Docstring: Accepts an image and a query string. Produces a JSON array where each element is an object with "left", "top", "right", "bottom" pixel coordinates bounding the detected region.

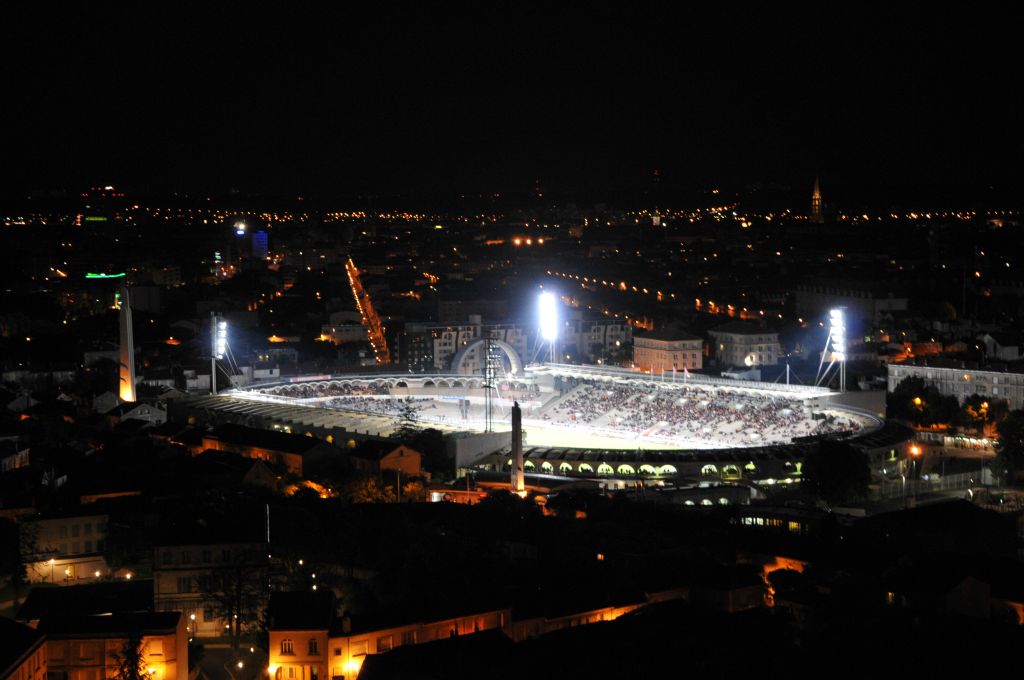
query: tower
[
  {"left": 118, "top": 285, "right": 136, "bottom": 403},
  {"left": 510, "top": 401, "right": 525, "bottom": 495},
  {"left": 252, "top": 230, "right": 269, "bottom": 260},
  {"left": 811, "top": 177, "right": 824, "bottom": 224}
]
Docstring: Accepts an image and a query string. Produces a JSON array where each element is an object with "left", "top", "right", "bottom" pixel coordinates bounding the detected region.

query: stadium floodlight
[
  {"left": 215, "top": 319, "right": 228, "bottom": 359},
  {"left": 828, "top": 307, "right": 847, "bottom": 392},
  {"left": 829, "top": 308, "right": 845, "bottom": 361},
  {"left": 539, "top": 292, "right": 558, "bottom": 342}
]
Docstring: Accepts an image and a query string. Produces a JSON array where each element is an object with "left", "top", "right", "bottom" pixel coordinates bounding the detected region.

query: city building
[
  {"left": 41, "top": 612, "right": 187, "bottom": 680},
  {"left": 793, "top": 280, "right": 908, "bottom": 326},
  {"left": 561, "top": 314, "right": 633, "bottom": 364},
  {"left": 20, "top": 513, "right": 110, "bottom": 584},
  {"left": 887, "top": 360, "right": 1024, "bottom": 410},
  {"left": 350, "top": 442, "right": 422, "bottom": 478},
  {"left": 632, "top": 329, "right": 703, "bottom": 374},
  {"left": 0, "top": 617, "right": 46, "bottom": 680},
  {"left": 267, "top": 592, "right": 510, "bottom": 680},
  {"left": 708, "top": 321, "right": 781, "bottom": 368},
  {"left": 199, "top": 423, "right": 340, "bottom": 477},
  {"left": 153, "top": 519, "right": 268, "bottom": 639},
  {"left": 252, "top": 230, "right": 269, "bottom": 260},
  {"left": 401, "top": 318, "right": 529, "bottom": 374}
]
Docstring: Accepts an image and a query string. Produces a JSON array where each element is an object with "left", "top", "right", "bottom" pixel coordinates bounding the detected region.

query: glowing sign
[
  {"left": 84, "top": 216, "right": 108, "bottom": 222},
  {"left": 85, "top": 272, "right": 126, "bottom": 279}
]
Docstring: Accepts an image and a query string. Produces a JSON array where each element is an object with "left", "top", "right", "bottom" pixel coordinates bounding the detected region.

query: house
[
  {"left": 152, "top": 511, "right": 269, "bottom": 638},
  {"left": 0, "top": 617, "right": 46, "bottom": 680},
  {"left": 17, "top": 580, "right": 154, "bottom": 628},
  {"left": 40, "top": 612, "right": 187, "bottom": 680},
  {"left": 200, "top": 423, "right": 340, "bottom": 477},
  {"left": 90, "top": 392, "right": 120, "bottom": 415},
  {"left": 19, "top": 512, "right": 111, "bottom": 584},
  {"left": 349, "top": 442, "right": 422, "bottom": 478},
  {"left": 978, "top": 333, "right": 1022, "bottom": 362},
  {"left": 106, "top": 403, "right": 167, "bottom": 429},
  {"left": 708, "top": 321, "right": 781, "bottom": 368},
  {"left": 632, "top": 328, "right": 703, "bottom": 374},
  {"left": 267, "top": 592, "right": 510, "bottom": 680}
]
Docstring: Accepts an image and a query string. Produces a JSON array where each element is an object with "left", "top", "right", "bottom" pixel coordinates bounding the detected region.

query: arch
[
  {"left": 722, "top": 464, "right": 740, "bottom": 478},
  {"left": 658, "top": 465, "right": 678, "bottom": 475},
  {"left": 395, "top": 381, "right": 408, "bottom": 388},
  {"left": 718, "top": 497, "right": 729, "bottom": 505},
  {"left": 559, "top": 462, "right": 573, "bottom": 473},
  {"left": 523, "top": 461, "right": 535, "bottom": 470},
  {"left": 450, "top": 338, "right": 524, "bottom": 376},
  {"left": 744, "top": 461, "right": 757, "bottom": 472},
  {"left": 423, "top": 380, "right": 436, "bottom": 388},
  {"left": 701, "top": 499, "right": 713, "bottom": 506},
  {"left": 578, "top": 463, "right": 594, "bottom": 473},
  {"left": 541, "top": 461, "right": 554, "bottom": 473},
  {"left": 597, "top": 463, "right": 614, "bottom": 475},
  {"left": 617, "top": 464, "right": 636, "bottom": 475},
  {"left": 701, "top": 464, "right": 718, "bottom": 475},
  {"left": 638, "top": 464, "right": 657, "bottom": 475}
]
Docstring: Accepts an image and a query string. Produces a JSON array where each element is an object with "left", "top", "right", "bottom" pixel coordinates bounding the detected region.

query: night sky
[{"left": 3, "top": 4, "right": 1020, "bottom": 200}]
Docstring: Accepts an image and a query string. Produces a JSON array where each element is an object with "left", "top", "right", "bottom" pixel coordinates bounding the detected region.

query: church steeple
[{"left": 811, "top": 176, "right": 824, "bottom": 224}]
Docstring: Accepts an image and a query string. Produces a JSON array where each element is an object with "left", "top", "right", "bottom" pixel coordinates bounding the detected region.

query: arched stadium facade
[{"left": 175, "top": 363, "right": 913, "bottom": 485}]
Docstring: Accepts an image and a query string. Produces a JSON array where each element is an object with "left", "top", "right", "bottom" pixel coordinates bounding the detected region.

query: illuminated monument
[
  {"left": 118, "top": 285, "right": 136, "bottom": 402},
  {"left": 811, "top": 176, "right": 824, "bottom": 224},
  {"left": 510, "top": 401, "right": 525, "bottom": 495}
]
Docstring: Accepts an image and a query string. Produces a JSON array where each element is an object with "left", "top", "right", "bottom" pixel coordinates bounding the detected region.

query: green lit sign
[
  {"left": 84, "top": 216, "right": 109, "bottom": 222},
  {"left": 85, "top": 272, "right": 126, "bottom": 279}
]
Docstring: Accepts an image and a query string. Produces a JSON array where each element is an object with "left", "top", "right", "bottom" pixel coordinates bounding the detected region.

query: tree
[
  {"left": 344, "top": 476, "right": 396, "bottom": 503},
  {"left": 887, "top": 376, "right": 958, "bottom": 427},
  {"left": 395, "top": 397, "right": 422, "bottom": 440},
  {"left": 411, "top": 428, "right": 449, "bottom": 476},
  {"left": 195, "top": 551, "right": 268, "bottom": 657},
  {"left": 801, "top": 440, "right": 870, "bottom": 505},
  {"left": 993, "top": 410, "right": 1024, "bottom": 483},
  {"left": 956, "top": 395, "right": 1009, "bottom": 435},
  {"left": 110, "top": 629, "right": 146, "bottom": 680},
  {"left": 401, "top": 480, "right": 427, "bottom": 502}
]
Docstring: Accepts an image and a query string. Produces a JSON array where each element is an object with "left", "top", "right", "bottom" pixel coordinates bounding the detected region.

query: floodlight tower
[
  {"left": 211, "top": 313, "right": 227, "bottom": 395},
  {"left": 829, "top": 307, "right": 847, "bottom": 393},
  {"left": 538, "top": 291, "right": 559, "bottom": 363}
]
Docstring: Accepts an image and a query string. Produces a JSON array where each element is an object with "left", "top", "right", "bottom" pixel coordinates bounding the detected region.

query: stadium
[{"left": 176, "top": 356, "right": 905, "bottom": 487}]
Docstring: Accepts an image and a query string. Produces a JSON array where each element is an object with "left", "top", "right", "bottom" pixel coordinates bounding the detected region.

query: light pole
[{"left": 49, "top": 558, "right": 55, "bottom": 583}]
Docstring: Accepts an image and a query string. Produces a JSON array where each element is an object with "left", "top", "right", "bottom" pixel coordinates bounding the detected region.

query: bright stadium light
[
  {"left": 212, "top": 315, "right": 228, "bottom": 395},
  {"left": 829, "top": 308, "right": 845, "bottom": 361},
  {"left": 539, "top": 292, "right": 558, "bottom": 342},
  {"left": 828, "top": 307, "right": 846, "bottom": 392},
  {"left": 215, "top": 320, "right": 228, "bottom": 359}
]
